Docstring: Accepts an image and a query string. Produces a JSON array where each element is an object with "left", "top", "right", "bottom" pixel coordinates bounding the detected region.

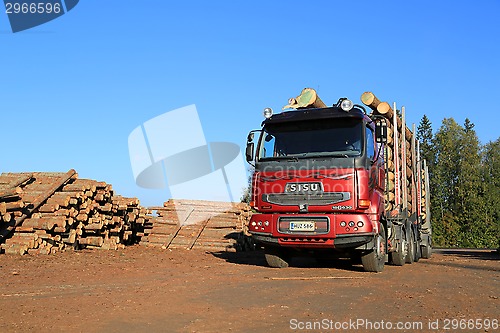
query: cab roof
[{"left": 262, "top": 106, "right": 369, "bottom": 126}]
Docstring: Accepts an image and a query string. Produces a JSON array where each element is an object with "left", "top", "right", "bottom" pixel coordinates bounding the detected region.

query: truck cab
[{"left": 246, "top": 99, "right": 388, "bottom": 272}]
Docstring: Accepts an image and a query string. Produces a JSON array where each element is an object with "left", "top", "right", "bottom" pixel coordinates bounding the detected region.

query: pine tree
[{"left": 417, "top": 114, "right": 435, "bottom": 168}]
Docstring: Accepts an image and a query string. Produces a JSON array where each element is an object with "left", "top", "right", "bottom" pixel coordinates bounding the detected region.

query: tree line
[{"left": 417, "top": 115, "right": 499, "bottom": 248}]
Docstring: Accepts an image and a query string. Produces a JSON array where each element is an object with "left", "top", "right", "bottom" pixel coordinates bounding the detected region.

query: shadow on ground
[
  {"left": 210, "top": 250, "right": 366, "bottom": 272},
  {"left": 434, "top": 248, "right": 499, "bottom": 261},
  {"left": 419, "top": 248, "right": 500, "bottom": 272}
]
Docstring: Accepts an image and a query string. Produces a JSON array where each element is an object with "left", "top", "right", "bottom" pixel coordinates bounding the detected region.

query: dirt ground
[{"left": 0, "top": 247, "right": 498, "bottom": 333}]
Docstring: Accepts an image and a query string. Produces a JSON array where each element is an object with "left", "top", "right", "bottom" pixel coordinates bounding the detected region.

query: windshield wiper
[
  {"left": 261, "top": 152, "right": 352, "bottom": 161},
  {"left": 328, "top": 153, "right": 350, "bottom": 158},
  {"left": 299, "top": 152, "right": 351, "bottom": 158}
]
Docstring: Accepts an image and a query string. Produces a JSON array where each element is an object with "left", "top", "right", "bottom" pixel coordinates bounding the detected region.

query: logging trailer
[{"left": 245, "top": 89, "right": 431, "bottom": 272}]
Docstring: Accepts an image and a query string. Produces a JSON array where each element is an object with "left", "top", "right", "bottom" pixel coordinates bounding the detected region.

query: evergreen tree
[{"left": 417, "top": 115, "right": 435, "bottom": 168}]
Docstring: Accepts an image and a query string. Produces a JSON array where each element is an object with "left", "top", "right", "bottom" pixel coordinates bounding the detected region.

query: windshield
[{"left": 258, "top": 118, "right": 363, "bottom": 160}]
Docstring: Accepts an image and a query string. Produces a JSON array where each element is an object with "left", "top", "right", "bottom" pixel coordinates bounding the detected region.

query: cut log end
[
  {"left": 283, "top": 88, "right": 327, "bottom": 110},
  {"left": 360, "top": 92, "right": 381, "bottom": 111}
]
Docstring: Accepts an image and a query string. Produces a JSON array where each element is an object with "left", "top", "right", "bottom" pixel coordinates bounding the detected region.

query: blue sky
[{"left": 1, "top": 1, "right": 499, "bottom": 206}]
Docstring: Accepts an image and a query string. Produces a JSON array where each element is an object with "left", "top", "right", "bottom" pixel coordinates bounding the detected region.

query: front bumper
[{"left": 251, "top": 231, "right": 374, "bottom": 249}]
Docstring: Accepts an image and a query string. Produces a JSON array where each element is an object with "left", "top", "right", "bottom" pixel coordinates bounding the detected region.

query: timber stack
[
  {"left": 0, "top": 173, "right": 30, "bottom": 230},
  {"left": 361, "top": 92, "right": 425, "bottom": 218},
  {"left": 140, "top": 200, "right": 252, "bottom": 252},
  {"left": 0, "top": 170, "right": 150, "bottom": 255},
  {"left": 0, "top": 170, "right": 254, "bottom": 255}
]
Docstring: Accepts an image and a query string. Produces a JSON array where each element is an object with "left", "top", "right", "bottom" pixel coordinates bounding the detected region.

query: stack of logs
[
  {"left": 0, "top": 171, "right": 150, "bottom": 255},
  {"left": 0, "top": 170, "right": 254, "bottom": 255},
  {"left": 361, "top": 92, "right": 417, "bottom": 216},
  {"left": 0, "top": 174, "right": 31, "bottom": 231},
  {"left": 420, "top": 162, "right": 429, "bottom": 223},
  {"left": 140, "top": 200, "right": 252, "bottom": 252}
]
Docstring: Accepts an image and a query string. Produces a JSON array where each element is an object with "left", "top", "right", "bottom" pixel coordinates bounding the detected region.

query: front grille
[
  {"left": 278, "top": 216, "right": 330, "bottom": 234},
  {"left": 262, "top": 192, "right": 350, "bottom": 206}
]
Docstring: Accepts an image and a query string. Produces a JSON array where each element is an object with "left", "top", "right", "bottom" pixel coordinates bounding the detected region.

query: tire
[
  {"left": 405, "top": 228, "right": 415, "bottom": 264},
  {"left": 421, "top": 243, "right": 432, "bottom": 259},
  {"left": 361, "top": 224, "right": 386, "bottom": 273},
  {"left": 390, "top": 227, "right": 407, "bottom": 266},
  {"left": 414, "top": 236, "right": 421, "bottom": 262},
  {"left": 264, "top": 247, "right": 290, "bottom": 268},
  {"left": 315, "top": 256, "right": 332, "bottom": 266},
  {"left": 236, "top": 233, "right": 255, "bottom": 252}
]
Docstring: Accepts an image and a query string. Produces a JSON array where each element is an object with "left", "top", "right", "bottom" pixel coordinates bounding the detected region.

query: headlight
[
  {"left": 341, "top": 99, "right": 353, "bottom": 112},
  {"left": 263, "top": 107, "right": 273, "bottom": 119}
]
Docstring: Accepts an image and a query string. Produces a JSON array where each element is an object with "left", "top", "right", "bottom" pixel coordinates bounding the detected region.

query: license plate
[{"left": 289, "top": 221, "right": 315, "bottom": 231}]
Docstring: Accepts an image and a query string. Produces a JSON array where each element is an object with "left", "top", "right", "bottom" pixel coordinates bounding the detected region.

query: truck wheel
[
  {"left": 264, "top": 247, "right": 290, "bottom": 268},
  {"left": 405, "top": 229, "right": 415, "bottom": 264},
  {"left": 361, "top": 225, "right": 386, "bottom": 273},
  {"left": 389, "top": 227, "right": 407, "bottom": 266},
  {"left": 414, "top": 236, "right": 421, "bottom": 262},
  {"left": 421, "top": 244, "right": 432, "bottom": 259}
]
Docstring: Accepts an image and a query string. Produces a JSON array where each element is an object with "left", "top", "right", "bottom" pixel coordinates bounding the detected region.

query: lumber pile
[
  {"left": 361, "top": 92, "right": 419, "bottom": 216},
  {"left": 140, "top": 200, "right": 252, "bottom": 252},
  {"left": 0, "top": 170, "right": 254, "bottom": 255},
  {"left": 420, "top": 162, "right": 429, "bottom": 225},
  {"left": 0, "top": 173, "right": 31, "bottom": 229},
  {"left": 0, "top": 170, "right": 78, "bottom": 254},
  {"left": 0, "top": 171, "right": 150, "bottom": 255}
]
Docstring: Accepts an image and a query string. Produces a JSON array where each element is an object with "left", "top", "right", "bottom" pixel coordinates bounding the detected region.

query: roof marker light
[
  {"left": 341, "top": 99, "right": 353, "bottom": 112},
  {"left": 263, "top": 107, "right": 273, "bottom": 119}
]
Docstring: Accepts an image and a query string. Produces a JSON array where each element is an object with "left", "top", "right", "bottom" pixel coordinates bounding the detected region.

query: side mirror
[
  {"left": 375, "top": 120, "right": 388, "bottom": 143},
  {"left": 246, "top": 130, "right": 261, "bottom": 164},
  {"left": 246, "top": 142, "right": 254, "bottom": 162}
]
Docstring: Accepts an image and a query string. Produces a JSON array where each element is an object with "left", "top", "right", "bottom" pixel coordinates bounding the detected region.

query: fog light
[
  {"left": 348, "top": 221, "right": 355, "bottom": 227},
  {"left": 357, "top": 221, "right": 364, "bottom": 227},
  {"left": 354, "top": 227, "right": 358, "bottom": 231},
  {"left": 340, "top": 221, "right": 346, "bottom": 227}
]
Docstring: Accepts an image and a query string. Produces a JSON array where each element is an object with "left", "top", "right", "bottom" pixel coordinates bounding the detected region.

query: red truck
[{"left": 245, "top": 89, "right": 431, "bottom": 272}]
